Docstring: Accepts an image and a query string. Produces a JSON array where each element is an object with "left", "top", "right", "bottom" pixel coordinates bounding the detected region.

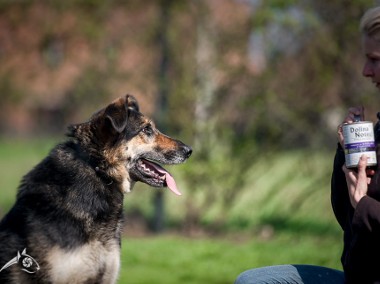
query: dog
[{"left": 0, "top": 95, "right": 192, "bottom": 283}]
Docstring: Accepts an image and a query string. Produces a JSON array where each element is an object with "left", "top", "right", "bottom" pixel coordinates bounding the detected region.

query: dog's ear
[
  {"left": 105, "top": 100, "right": 128, "bottom": 134},
  {"left": 126, "top": 94, "right": 139, "bottom": 112},
  {"left": 104, "top": 95, "right": 140, "bottom": 133}
]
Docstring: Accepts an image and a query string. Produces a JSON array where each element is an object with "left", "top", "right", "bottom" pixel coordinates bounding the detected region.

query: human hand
[
  {"left": 337, "top": 106, "right": 365, "bottom": 147},
  {"left": 342, "top": 154, "right": 373, "bottom": 209}
]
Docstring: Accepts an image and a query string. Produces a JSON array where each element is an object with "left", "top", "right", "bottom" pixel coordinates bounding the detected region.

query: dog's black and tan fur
[{"left": 0, "top": 95, "right": 192, "bottom": 283}]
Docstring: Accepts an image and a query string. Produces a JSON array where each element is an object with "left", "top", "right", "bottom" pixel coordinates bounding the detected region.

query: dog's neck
[{"left": 68, "top": 140, "right": 115, "bottom": 186}]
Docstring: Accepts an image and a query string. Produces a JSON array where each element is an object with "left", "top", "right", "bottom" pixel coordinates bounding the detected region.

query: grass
[
  {"left": 119, "top": 233, "right": 342, "bottom": 284},
  {"left": 0, "top": 138, "right": 343, "bottom": 283},
  {"left": 0, "top": 137, "right": 59, "bottom": 215}
]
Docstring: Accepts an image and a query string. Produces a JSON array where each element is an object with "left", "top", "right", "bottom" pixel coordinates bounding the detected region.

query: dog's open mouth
[{"left": 136, "top": 159, "right": 181, "bottom": 195}]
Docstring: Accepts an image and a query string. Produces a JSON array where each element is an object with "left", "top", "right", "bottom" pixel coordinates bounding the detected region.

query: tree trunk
[{"left": 151, "top": 0, "right": 172, "bottom": 233}]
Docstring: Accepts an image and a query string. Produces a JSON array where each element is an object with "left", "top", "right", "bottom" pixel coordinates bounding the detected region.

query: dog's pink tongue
[
  {"left": 150, "top": 163, "right": 182, "bottom": 196},
  {"left": 163, "top": 172, "right": 182, "bottom": 196}
]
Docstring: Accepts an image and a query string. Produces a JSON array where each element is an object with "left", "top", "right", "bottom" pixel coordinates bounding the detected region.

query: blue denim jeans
[{"left": 234, "top": 265, "right": 345, "bottom": 284}]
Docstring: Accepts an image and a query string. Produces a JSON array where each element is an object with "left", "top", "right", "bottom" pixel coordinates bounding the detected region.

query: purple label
[{"left": 345, "top": 141, "right": 376, "bottom": 149}]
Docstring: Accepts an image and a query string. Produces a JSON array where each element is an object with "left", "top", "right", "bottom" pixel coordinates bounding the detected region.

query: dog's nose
[{"left": 183, "top": 145, "right": 192, "bottom": 159}]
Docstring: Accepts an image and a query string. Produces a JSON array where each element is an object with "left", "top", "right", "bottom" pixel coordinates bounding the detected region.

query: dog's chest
[{"left": 45, "top": 240, "right": 120, "bottom": 284}]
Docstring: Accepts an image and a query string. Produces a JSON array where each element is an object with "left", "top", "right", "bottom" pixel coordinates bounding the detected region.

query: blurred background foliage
[{"left": 1, "top": 0, "right": 380, "bottom": 238}]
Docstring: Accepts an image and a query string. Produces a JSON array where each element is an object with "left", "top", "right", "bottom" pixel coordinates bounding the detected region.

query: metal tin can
[{"left": 342, "top": 121, "right": 377, "bottom": 168}]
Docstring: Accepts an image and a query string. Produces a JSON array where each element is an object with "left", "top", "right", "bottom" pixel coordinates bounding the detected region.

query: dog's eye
[{"left": 142, "top": 125, "right": 153, "bottom": 136}]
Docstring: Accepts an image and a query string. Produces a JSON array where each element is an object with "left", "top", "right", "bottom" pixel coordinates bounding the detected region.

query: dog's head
[{"left": 69, "top": 95, "right": 192, "bottom": 195}]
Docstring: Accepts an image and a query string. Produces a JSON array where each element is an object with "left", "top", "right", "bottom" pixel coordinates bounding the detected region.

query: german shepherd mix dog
[{"left": 0, "top": 95, "right": 192, "bottom": 283}]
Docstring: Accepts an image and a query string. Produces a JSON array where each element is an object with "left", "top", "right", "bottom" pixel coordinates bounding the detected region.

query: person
[{"left": 235, "top": 5, "right": 380, "bottom": 284}]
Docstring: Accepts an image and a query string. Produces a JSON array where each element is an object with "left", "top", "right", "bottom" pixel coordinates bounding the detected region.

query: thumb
[{"left": 357, "top": 154, "right": 368, "bottom": 183}]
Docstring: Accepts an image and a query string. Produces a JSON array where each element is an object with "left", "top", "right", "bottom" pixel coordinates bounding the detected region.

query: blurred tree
[
  {"left": 175, "top": 0, "right": 380, "bottom": 229},
  {"left": 150, "top": 0, "right": 173, "bottom": 233},
  {"left": 1, "top": 0, "right": 379, "bottom": 231},
  {"left": 222, "top": 0, "right": 378, "bottom": 150}
]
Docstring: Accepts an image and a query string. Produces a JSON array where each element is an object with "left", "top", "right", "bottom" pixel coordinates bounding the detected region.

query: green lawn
[
  {"left": 0, "top": 138, "right": 59, "bottom": 215},
  {"left": 0, "top": 138, "right": 343, "bottom": 283},
  {"left": 119, "top": 233, "right": 341, "bottom": 284}
]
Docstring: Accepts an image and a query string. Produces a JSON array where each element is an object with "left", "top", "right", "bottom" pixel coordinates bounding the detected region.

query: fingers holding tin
[{"left": 346, "top": 106, "right": 365, "bottom": 123}]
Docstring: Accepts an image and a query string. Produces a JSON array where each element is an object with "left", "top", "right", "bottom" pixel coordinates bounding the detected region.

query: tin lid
[{"left": 343, "top": 121, "right": 374, "bottom": 125}]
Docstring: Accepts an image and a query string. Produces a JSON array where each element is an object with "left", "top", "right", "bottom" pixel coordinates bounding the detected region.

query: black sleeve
[
  {"left": 353, "top": 195, "right": 380, "bottom": 234},
  {"left": 331, "top": 143, "right": 352, "bottom": 230}
]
